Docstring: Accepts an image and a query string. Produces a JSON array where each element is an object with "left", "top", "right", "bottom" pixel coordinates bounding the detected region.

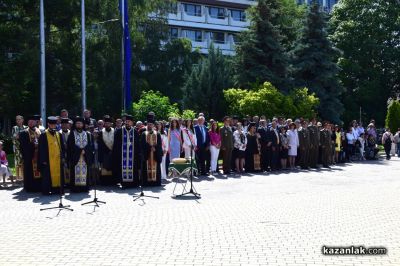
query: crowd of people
[{"left": 1, "top": 108, "right": 400, "bottom": 195}]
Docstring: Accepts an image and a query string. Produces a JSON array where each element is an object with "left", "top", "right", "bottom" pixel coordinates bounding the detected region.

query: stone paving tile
[{"left": 0, "top": 157, "right": 399, "bottom": 265}]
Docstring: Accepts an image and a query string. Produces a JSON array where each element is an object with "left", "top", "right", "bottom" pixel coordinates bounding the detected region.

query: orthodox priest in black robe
[
  {"left": 38, "top": 117, "right": 65, "bottom": 195},
  {"left": 67, "top": 117, "right": 94, "bottom": 192},
  {"left": 19, "top": 115, "right": 42, "bottom": 192},
  {"left": 140, "top": 114, "right": 162, "bottom": 187},
  {"left": 59, "top": 118, "right": 71, "bottom": 186},
  {"left": 98, "top": 115, "right": 116, "bottom": 185},
  {"left": 112, "top": 115, "right": 139, "bottom": 188}
]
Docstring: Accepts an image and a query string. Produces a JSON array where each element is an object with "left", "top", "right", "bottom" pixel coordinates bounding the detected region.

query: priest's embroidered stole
[{"left": 122, "top": 127, "right": 134, "bottom": 182}]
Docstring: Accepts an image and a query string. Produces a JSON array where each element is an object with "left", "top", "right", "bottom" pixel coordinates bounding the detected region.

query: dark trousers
[
  {"left": 222, "top": 148, "right": 232, "bottom": 173},
  {"left": 260, "top": 144, "right": 268, "bottom": 171},
  {"left": 267, "top": 146, "right": 279, "bottom": 170},
  {"left": 346, "top": 144, "right": 354, "bottom": 161},
  {"left": 196, "top": 146, "right": 208, "bottom": 175},
  {"left": 384, "top": 143, "right": 391, "bottom": 159},
  {"left": 309, "top": 146, "right": 319, "bottom": 167}
]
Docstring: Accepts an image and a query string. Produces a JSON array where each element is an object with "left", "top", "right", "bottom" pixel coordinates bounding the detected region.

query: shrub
[{"left": 385, "top": 99, "right": 400, "bottom": 133}]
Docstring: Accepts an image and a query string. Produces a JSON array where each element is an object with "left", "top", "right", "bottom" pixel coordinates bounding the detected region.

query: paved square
[{"left": 0, "top": 157, "right": 399, "bottom": 266}]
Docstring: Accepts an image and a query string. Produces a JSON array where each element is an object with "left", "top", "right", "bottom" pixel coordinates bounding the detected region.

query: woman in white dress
[
  {"left": 156, "top": 122, "right": 169, "bottom": 180},
  {"left": 287, "top": 122, "right": 299, "bottom": 170},
  {"left": 182, "top": 119, "right": 197, "bottom": 159}
]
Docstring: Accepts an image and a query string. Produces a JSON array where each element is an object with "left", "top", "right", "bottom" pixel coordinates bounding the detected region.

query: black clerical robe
[
  {"left": 19, "top": 128, "right": 42, "bottom": 192},
  {"left": 67, "top": 130, "right": 93, "bottom": 192},
  {"left": 98, "top": 128, "right": 116, "bottom": 185},
  {"left": 112, "top": 127, "right": 139, "bottom": 188},
  {"left": 38, "top": 130, "right": 64, "bottom": 195},
  {"left": 140, "top": 130, "right": 162, "bottom": 187}
]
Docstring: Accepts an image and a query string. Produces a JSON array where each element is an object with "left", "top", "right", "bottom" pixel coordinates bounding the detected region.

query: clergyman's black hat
[
  {"left": 74, "top": 116, "right": 84, "bottom": 124},
  {"left": 47, "top": 116, "right": 58, "bottom": 124},
  {"left": 125, "top": 115, "right": 134, "bottom": 121}
]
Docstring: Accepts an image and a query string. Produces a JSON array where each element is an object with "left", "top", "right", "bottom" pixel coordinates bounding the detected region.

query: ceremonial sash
[
  {"left": 28, "top": 128, "right": 41, "bottom": 178},
  {"left": 168, "top": 129, "right": 182, "bottom": 154},
  {"left": 45, "top": 130, "right": 61, "bottom": 187},
  {"left": 146, "top": 131, "right": 157, "bottom": 182},
  {"left": 161, "top": 135, "right": 167, "bottom": 153},
  {"left": 186, "top": 129, "right": 195, "bottom": 146},
  {"left": 102, "top": 128, "right": 114, "bottom": 150},
  {"left": 122, "top": 127, "right": 134, "bottom": 182},
  {"left": 74, "top": 131, "right": 88, "bottom": 186}
]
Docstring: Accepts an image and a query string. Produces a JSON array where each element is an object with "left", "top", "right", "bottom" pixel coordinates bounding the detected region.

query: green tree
[
  {"left": 330, "top": 0, "right": 400, "bottom": 125},
  {"left": 132, "top": 90, "right": 179, "bottom": 121},
  {"left": 233, "top": 0, "right": 290, "bottom": 91},
  {"left": 182, "top": 45, "right": 233, "bottom": 119},
  {"left": 181, "top": 109, "right": 196, "bottom": 120},
  {"left": 288, "top": 87, "right": 320, "bottom": 119},
  {"left": 223, "top": 82, "right": 319, "bottom": 119},
  {"left": 0, "top": 0, "right": 187, "bottom": 122},
  {"left": 385, "top": 99, "right": 400, "bottom": 133},
  {"left": 277, "top": 0, "right": 306, "bottom": 51},
  {"left": 292, "top": 2, "right": 343, "bottom": 123}
]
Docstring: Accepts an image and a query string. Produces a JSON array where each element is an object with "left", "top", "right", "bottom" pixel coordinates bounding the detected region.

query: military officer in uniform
[
  {"left": 308, "top": 118, "right": 320, "bottom": 168},
  {"left": 220, "top": 116, "right": 233, "bottom": 175},
  {"left": 298, "top": 120, "right": 310, "bottom": 169},
  {"left": 320, "top": 122, "right": 332, "bottom": 168}
]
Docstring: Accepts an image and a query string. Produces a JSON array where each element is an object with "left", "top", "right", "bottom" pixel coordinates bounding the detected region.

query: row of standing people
[
  {"left": 7, "top": 111, "right": 386, "bottom": 195},
  {"left": 12, "top": 113, "right": 165, "bottom": 195}
]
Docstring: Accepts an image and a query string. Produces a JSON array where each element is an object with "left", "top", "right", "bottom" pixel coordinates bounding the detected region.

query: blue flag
[{"left": 120, "top": 0, "right": 132, "bottom": 111}]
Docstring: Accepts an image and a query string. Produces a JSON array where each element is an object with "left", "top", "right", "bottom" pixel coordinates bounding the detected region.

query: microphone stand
[
  {"left": 133, "top": 130, "right": 159, "bottom": 201},
  {"left": 81, "top": 133, "right": 106, "bottom": 207},
  {"left": 41, "top": 132, "right": 73, "bottom": 212},
  {"left": 176, "top": 128, "right": 200, "bottom": 198},
  {"left": 82, "top": 165, "right": 105, "bottom": 207}
]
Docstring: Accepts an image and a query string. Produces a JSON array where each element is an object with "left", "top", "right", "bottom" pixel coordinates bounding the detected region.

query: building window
[
  {"left": 230, "top": 9, "right": 246, "bottom": 22},
  {"left": 169, "top": 3, "right": 178, "bottom": 14},
  {"left": 170, "top": 28, "right": 178, "bottom": 39},
  {"left": 209, "top": 32, "right": 225, "bottom": 44},
  {"left": 184, "top": 4, "right": 202, "bottom": 16},
  {"left": 186, "top": 30, "right": 202, "bottom": 42},
  {"left": 208, "top": 6, "right": 225, "bottom": 19}
]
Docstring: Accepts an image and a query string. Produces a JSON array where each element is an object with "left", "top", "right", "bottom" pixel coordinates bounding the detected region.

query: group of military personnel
[{"left": 297, "top": 118, "right": 334, "bottom": 169}]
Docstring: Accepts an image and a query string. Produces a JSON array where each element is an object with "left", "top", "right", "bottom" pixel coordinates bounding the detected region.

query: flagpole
[
  {"left": 81, "top": 0, "right": 87, "bottom": 113},
  {"left": 40, "top": 0, "right": 46, "bottom": 122},
  {"left": 121, "top": 0, "right": 125, "bottom": 113}
]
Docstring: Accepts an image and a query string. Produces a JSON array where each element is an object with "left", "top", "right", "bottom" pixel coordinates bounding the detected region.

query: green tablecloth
[{"left": 168, "top": 160, "right": 198, "bottom": 176}]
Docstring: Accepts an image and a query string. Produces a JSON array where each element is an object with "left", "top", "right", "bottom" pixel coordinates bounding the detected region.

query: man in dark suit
[
  {"left": 194, "top": 116, "right": 210, "bottom": 175},
  {"left": 257, "top": 119, "right": 269, "bottom": 172},
  {"left": 267, "top": 120, "right": 280, "bottom": 171}
]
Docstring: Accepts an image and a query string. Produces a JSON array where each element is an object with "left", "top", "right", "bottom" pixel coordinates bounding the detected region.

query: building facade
[
  {"left": 166, "top": 0, "right": 256, "bottom": 55},
  {"left": 166, "top": 0, "right": 338, "bottom": 55}
]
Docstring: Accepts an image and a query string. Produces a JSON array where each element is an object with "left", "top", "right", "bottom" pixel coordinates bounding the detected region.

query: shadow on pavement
[{"left": 64, "top": 192, "right": 91, "bottom": 202}]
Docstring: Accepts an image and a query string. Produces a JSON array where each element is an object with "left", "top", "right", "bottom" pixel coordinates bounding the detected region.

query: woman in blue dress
[{"left": 168, "top": 118, "right": 182, "bottom": 161}]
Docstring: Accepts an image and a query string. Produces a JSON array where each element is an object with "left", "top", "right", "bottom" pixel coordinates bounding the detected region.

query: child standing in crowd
[
  {"left": 357, "top": 133, "right": 366, "bottom": 160},
  {"left": 0, "top": 141, "right": 12, "bottom": 184}
]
